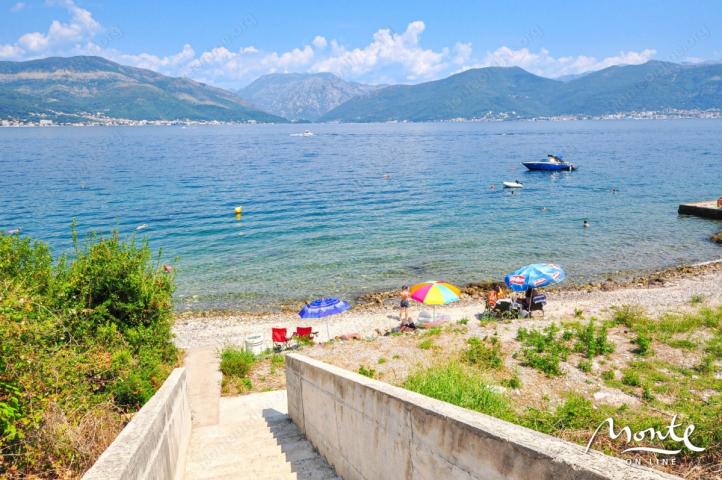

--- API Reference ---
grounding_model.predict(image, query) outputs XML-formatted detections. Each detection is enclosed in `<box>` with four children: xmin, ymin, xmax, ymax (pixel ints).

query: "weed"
<box><xmin>220</xmin><ymin>348</ymin><xmax>255</xmax><ymax>378</ymax></box>
<box><xmin>377</xmin><ymin>357</ymin><xmax>387</xmax><ymax>365</ymax></box>
<box><xmin>621</xmin><ymin>370</ymin><xmax>642</xmax><ymax>387</ymax></box>
<box><xmin>634</xmin><ymin>332</ymin><xmax>652</xmax><ymax>356</ymax></box>
<box><xmin>457</xmin><ymin>317</ymin><xmax>469</xmax><ymax>325</ymax></box>
<box><xmin>574</xmin><ymin>319</ymin><xmax>615</xmax><ymax>358</ymax></box>
<box><xmin>689</xmin><ymin>294</ymin><xmax>705</xmax><ymax>305</ymax></box>
<box><xmin>502</xmin><ymin>372</ymin><xmax>522</xmax><ymax>389</ymax></box>
<box><xmin>418</xmin><ymin>338</ymin><xmax>435</xmax><ymax>350</ymax></box>
<box><xmin>574</xmin><ymin>307</ymin><xmax>584</xmax><ymax>318</ymax></box>
<box><xmin>404</xmin><ymin>363</ymin><xmax>514</xmax><ymax>421</ymax></box>
<box><xmin>578</xmin><ymin>359</ymin><xmax>593</xmax><ymax>373</ymax></box>
<box><xmin>601</xmin><ymin>369</ymin><xmax>616</xmax><ymax>382</ymax></box>
<box><xmin>516</xmin><ymin>323</ymin><xmax>569</xmax><ymax>376</ymax></box>
<box><xmin>464</xmin><ymin>337</ymin><xmax>503</xmax><ymax>369</ymax></box>
<box><xmin>392</xmin><ymin>354</ymin><xmax>401</xmax><ymax>360</ymax></box>
<box><xmin>358</xmin><ymin>365</ymin><xmax>377</xmax><ymax>378</ymax></box>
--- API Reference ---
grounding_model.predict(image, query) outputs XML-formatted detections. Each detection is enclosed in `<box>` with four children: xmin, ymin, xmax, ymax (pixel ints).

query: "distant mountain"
<box><xmin>322</xmin><ymin>61</ymin><xmax>722</xmax><ymax>122</ymax></box>
<box><xmin>550</xmin><ymin>61</ymin><xmax>722</xmax><ymax>116</ymax></box>
<box><xmin>0</xmin><ymin>56</ymin><xmax>285</xmax><ymax>123</ymax></box>
<box><xmin>238</xmin><ymin>72</ymin><xmax>380</xmax><ymax>121</ymax></box>
<box><xmin>322</xmin><ymin>67</ymin><xmax>559</xmax><ymax>122</ymax></box>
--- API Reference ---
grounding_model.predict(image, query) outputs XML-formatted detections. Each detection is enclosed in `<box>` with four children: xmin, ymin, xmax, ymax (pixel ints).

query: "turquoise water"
<box><xmin>1</xmin><ymin>120</ymin><xmax>720</xmax><ymax>310</ymax></box>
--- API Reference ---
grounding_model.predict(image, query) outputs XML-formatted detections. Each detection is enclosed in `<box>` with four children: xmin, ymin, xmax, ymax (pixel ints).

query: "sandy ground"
<box><xmin>173</xmin><ymin>261</ymin><xmax>722</xmax><ymax>350</ymax></box>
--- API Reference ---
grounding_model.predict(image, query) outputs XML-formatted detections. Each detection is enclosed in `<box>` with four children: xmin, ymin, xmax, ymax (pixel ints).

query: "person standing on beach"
<box><xmin>399</xmin><ymin>285</ymin><xmax>411</xmax><ymax>326</ymax></box>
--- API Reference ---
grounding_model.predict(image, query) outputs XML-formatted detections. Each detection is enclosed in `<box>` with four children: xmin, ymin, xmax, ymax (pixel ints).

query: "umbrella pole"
<box><xmin>326</xmin><ymin>319</ymin><xmax>331</xmax><ymax>341</ymax></box>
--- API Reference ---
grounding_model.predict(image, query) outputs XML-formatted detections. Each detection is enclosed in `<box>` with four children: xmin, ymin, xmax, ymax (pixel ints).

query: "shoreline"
<box><xmin>173</xmin><ymin>258</ymin><xmax>722</xmax><ymax>349</ymax></box>
<box><xmin>175</xmin><ymin>257</ymin><xmax>722</xmax><ymax>319</ymax></box>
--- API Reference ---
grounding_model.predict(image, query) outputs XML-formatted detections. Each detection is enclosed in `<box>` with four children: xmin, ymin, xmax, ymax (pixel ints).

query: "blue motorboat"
<box><xmin>522</xmin><ymin>154</ymin><xmax>577</xmax><ymax>171</ymax></box>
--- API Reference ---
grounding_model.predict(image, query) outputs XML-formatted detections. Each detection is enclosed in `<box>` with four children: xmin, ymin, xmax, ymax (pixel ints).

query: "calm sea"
<box><xmin>1</xmin><ymin>120</ymin><xmax>720</xmax><ymax>310</ymax></box>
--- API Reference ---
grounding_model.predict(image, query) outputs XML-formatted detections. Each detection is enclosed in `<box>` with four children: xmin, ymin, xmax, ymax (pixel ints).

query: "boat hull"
<box><xmin>522</xmin><ymin>161</ymin><xmax>577</xmax><ymax>171</ymax></box>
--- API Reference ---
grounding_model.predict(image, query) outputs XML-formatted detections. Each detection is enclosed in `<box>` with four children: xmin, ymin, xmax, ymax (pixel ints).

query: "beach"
<box><xmin>173</xmin><ymin>260</ymin><xmax>722</xmax><ymax>349</ymax></box>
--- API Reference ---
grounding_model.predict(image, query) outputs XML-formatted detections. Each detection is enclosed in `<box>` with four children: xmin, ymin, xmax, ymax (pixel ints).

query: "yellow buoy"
<box><xmin>234</xmin><ymin>206</ymin><xmax>243</xmax><ymax>215</ymax></box>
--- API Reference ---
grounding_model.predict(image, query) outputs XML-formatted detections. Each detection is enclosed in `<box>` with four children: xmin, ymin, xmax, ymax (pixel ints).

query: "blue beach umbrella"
<box><xmin>299</xmin><ymin>297</ymin><xmax>351</xmax><ymax>339</ymax></box>
<box><xmin>504</xmin><ymin>263</ymin><xmax>566</xmax><ymax>292</ymax></box>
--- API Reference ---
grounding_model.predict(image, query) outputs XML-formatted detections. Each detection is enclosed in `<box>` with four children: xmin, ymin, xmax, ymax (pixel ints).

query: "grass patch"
<box><xmin>417</xmin><ymin>338</ymin><xmax>435</xmax><ymax>350</ymax></box>
<box><xmin>457</xmin><ymin>317</ymin><xmax>469</xmax><ymax>325</ymax></box>
<box><xmin>377</xmin><ymin>357</ymin><xmax>387</xmax><ymax>364</ymax></box>
<box><xmin>464</xmin><ymin>336</ymin><xmax>503</xmax><ymax>369</ymax></box>
<box><xmin>515</xmin><ymin>323</ymin><xmax>570</xmax><ymax>376</ymax></box>
<box><xmin>358</xmin><ymin>365</ymin><xmax>377</xmax><ymax>378</ymax></box>
<box><xmin>404</xmin><ymin>363</ymin><xmax>514</xmax><ymax>421</ymax></box>
<box><xmin>578</xmin><ymin>359</ymin><xmax>593</xmax><ymax>373</ymax></box>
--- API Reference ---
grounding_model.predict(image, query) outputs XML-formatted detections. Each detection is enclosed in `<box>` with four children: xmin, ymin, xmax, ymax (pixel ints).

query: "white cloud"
<box><xmin>10</xmin><ymin>2</ymin><xmax>26</xmax><ymax>12</ymax></box>
<box><xmin>0</xmin><ymin>3</ymin><xmax>662</xmax><ymax>87</ymax></box>
<box><xmin>464</xmin><ymin>46</ymin><xmax>657</xmax><ymax>78</ymax></box>
<box><xmin>0</xmin><ymin>0</ymin><xmax>101</xmax><ymax>58</ymax></box>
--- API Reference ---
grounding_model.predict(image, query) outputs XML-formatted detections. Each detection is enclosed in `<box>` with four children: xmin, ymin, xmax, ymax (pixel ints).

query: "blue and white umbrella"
<box><xmin>299</xmin><ymin>297</ymin><xmax>351</xmax><ymax>339</ymax></box>
<box><xmin>504</xmin><ymin>263</ymin><xmax>566</xmax><ymax>292</ymax></box>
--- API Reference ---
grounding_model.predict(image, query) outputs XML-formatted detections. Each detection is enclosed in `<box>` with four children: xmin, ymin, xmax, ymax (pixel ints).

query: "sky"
<box><xmin>1</xmin><ymin>0</ymin><xmax>721</xmax><ymax>89</ymax></box>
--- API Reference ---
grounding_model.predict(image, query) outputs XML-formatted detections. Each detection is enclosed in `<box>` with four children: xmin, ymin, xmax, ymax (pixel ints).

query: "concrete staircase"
<box><xmin>184</xmin><ymin>390</ymin><xmax>340</xmax><ymax>480</ymax></box>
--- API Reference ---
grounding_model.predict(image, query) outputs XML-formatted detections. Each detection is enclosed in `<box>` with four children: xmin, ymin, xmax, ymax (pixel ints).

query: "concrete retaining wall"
<box><xmin>285</xmin><ymin>354</ymin><xmax>678</xmax><ymax>480</ymax></box>
<box><xmin>83</xmin><ymin>368</ymin><xmax>191</xmax><ymax>480</ymax></box>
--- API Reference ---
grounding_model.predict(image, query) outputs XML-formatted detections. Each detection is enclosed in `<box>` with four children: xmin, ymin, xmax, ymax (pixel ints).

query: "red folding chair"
<box><xmin>272</xmin><ymin>327</ymin><xmax>291</xmax><ymax>351</ymax></box>
<box><xmin>294</xmin><ymin>326</ymin><xmax>318</xmax><ymax>342</ymax></box>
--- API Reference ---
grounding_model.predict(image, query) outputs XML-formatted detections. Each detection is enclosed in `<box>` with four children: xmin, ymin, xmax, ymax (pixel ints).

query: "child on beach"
<box><xmin>399</xmin><ymin>285</ymin><xmax>411</xmax><ymax>326</ymax></box>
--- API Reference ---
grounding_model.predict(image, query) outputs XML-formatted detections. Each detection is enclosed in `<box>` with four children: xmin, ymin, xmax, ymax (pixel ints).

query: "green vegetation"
<box><xmin>690</xmin><ymin>294</ymin><xmax>706</xmax><ymax>305</ymax></box>
<box><xmin>573</xmin><ymin>319</ymin><xmax>615</xmax><ymax>358</ymax></box>
<box><xmin>0</xmin><ymin>229</ymin><xmax>177</xmax><ymax>477</ymax></box>
<box><xmin>515</xmin><ymin>323</ymin><xmax>570</xmax><ymax>376</ymax></box>
<box><xmin>220</xmin><ymin>348</ymin><xmax>255</xmax><ymax>378</ymax></box>
<box><xmin>417</xmin><ymin>338</ymin><xmax>435</xmax><ymax>350</ymax></box>
<box><xmin>456</xmin><ymin>317</ymin><xmax>469</xmax><ymax>325</ymax></box>
<box><xmin>357</xmin><ymin>365</ymin><xmax>377</xmax><ymax>378</ymax></box>
<box><xmin>633</xmin><ymin>332</ymin><xmax>652</xmax><ymax>356</ymax></box>
<box><xmin>404</xmin><ymin>363</ymin><xmax>513</xmax><ymax>421</ymax></box>
<box><xmin>577</xmin><ymin>359</ymin><xmax>593</xmax><ymax>373</ymax></box>
<box><xmin>377</xmin><ymin>357</ymin><xmax>387</xmax><ymax>365</ymax></box>
<box><xmin>464</xmin><ymin>337</ymin><xmax>503</xmax><ymax>369</ymax></box>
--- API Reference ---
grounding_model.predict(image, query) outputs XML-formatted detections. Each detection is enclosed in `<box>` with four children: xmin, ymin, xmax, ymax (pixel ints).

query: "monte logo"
<box><xmin>585</xmin><ymin>416</ymin><xmax>705</xmax><ymax>455</ymax></box>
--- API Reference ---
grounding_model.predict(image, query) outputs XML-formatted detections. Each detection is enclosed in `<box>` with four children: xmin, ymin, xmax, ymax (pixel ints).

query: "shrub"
<box><xmin>634</xmin><ymin>332</ymin><xmax>652</xmax><ymax>356</ymax></box>
<box><xmin>601</xmin><ymin>369</ymin><xmax>616</xmax><ymax>382</ymax></box>
<box><xmin>457</xmin><ymin>317</ymin><xmax>469</xmax><ymax>325</ymax></box>
<box><xmin>0</xmin><ymin>230</ymin><xmax>177</xmax><ymax>477</ymax></box>
<box><xmin>464</xmin><ymin>337</ymin><xmax>503</xmax><ymax>369</ymax></box>
<box><xmin>220</xmin><ymin>347</ymin><xmax>255</xmax><ymax>378</ymax></box>
<box><xmin>516</xmin><ymin>324</ymin><xmax>569</xmax><ymax>376</ymax></box>
<box><xmin>574</xmin><ymin>319</ymin><xmax>614</xmax><ymax>358</ymax></box>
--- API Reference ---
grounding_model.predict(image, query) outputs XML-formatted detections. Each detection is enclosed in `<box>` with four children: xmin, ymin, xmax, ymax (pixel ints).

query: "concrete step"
<box><xmin>184</xmin><ymin>392</ymin><xmax>338</xmax><ymax>480</ymax></box>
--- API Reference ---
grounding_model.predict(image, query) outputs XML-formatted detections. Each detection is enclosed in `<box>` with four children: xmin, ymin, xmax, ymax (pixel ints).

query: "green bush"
<box><xmin>220</xmin><ymin>348</ymin><xmax>255</xmax><ymax>378</ymax></box>
<box><xmin>464</xmin><ymin>337</ymin><xmax>503</xmax><ymax>369</ymax></box>
<box><xmin>578</xmin><ymin>359</ymin><xmax>593</xmax><ymax>373</ymax></box>
<box><xmin>516</xmin><ymin>324</ymin><xmax>569</xmax><ymax>376</ymax></box>
<box><xmin>574</xmin><ymin>319</ymin><xmax>615</xmax><ymax>358</ymax></box>
<box><xmin>634</xmin><ymin>332</ymin><xmax>652</xmax><ymax>355</ymax></box>
<box><xmin>0</xmin><ymin>229</ymin><xmax>177</xmax><ymax>476</ymax></box>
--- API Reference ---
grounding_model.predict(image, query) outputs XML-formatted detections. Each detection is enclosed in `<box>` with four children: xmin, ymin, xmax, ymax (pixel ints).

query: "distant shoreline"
<box><xmin>2</xmin><ymin>110</ymin><xmax>721</xmax><ymax>127</ymax></box>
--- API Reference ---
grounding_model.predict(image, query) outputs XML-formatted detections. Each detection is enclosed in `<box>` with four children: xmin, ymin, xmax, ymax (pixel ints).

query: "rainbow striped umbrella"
<box><xmin>410</xmin><ymin>281</ymin><xmax>460</xmax><ymax>321</ymax></box>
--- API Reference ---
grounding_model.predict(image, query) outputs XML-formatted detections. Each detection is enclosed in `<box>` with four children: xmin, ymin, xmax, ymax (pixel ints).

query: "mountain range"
<box><xmin>322</xmin><ymin>61</ymin><xmax>722</xmax><ymax>122</ymax></box>
<box><xmin>0</xmin><ymin>56</ymin><xmax>284</xmax><ymax>123</ymax></box>
<box><xmin>237</xmin><ymin>72</ymin><xmax>379</xmax><ymax>121</ymax></box>
<box><xmin>1</xmin><ymin>56</ymin><xmax>721</xmax><ymax>124</ymax></box>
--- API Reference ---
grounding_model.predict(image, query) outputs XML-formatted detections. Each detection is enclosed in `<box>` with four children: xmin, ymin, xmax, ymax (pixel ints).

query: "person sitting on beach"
<box><xmin>486</xmin><ymin>285</ymin><xmax>501</xmax><ymax>309</ymax></box>
<box><xmin>517</xmin><ymin>288</ymin><xmax>534</xmax><ymax>311</ymax></box>
<box><xmin>399</xmin><ymin>284</ymin><xmax>411</xmax><ymax>326</ymax></box>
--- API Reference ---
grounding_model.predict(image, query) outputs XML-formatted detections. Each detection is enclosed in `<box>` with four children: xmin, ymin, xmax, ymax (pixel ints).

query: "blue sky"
<box><xmin>1</xmin><ymin>1</ymin><xmax>721</xmax><ymax>88</ymax></box>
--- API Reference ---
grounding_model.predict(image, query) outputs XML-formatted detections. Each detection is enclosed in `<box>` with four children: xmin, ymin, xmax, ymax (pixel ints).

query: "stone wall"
<box><xmin>82</xmin><ymin>368</ymin><xmax>191</xmax><ymax>480</ymax></box>
<box><xmin>285</xmin><ymin>354</ymin><xmax>678</xmax><ymax>480</ymax></box>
